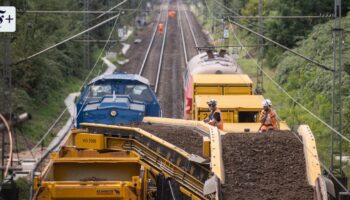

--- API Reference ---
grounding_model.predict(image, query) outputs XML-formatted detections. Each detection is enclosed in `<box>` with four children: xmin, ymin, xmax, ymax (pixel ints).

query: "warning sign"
<box><xmin>223</xmin><ymin>29</ymin><xmax>229</xmax><ymax>39</ymax></box>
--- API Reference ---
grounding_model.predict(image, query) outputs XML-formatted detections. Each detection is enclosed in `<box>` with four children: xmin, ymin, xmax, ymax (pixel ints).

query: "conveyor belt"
<box><xmin>125</xmin><ymin>122</ymin><xmax>207</xmax><ymax>156</ymax></box>
<box><xmin>81</xmin><ymin>123</ymin><xmax>212</xmax><ymax>199</ymax></box>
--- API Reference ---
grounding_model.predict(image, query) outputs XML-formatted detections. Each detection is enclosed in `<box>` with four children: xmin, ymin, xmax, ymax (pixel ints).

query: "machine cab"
<box><xmin>76</xmin><ymin>73</ymin><xmax>161</xmax><ymax>127</ymax></box>
<box><xmin>183</xmin><ymin>50</ymin><xmax>243</xmax><ymax>119</ymax></box>
<box><xmin>194</xmin><ymin>95</ymin><xmax>263</xmax><ymax>123</ymax></box>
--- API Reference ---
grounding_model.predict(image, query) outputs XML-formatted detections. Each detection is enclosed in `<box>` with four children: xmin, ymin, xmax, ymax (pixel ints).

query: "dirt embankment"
<box><xmin>221</xmin><ymin>131</ymin><xmax>314</xmax><ymax>200</ymax></box>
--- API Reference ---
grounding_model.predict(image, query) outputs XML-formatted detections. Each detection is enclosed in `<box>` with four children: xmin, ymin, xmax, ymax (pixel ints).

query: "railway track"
<box><xmin>177</xmin><ymin>0</ymin><xmax>200</xmax><ymax>63</ymax></box>
<box><xmin>138</xmin><ymin>2</ymin><xmax>169</xmax><ymax>94</ymax></box>
<box><xmin>120</xmin><ymin>0</ymin><xmax>210</xmax><ymax>118</ymax></box>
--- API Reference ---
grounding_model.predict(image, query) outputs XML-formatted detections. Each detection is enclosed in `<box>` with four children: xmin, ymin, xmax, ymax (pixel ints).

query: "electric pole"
<box><xmin>1</xmin><ymin>0</ymin><xmax>12</xmax><ymax>183</ymax></box>
<box><xmin>83</xmin><ymin>0</ymin><xmax>90</xmax><ymax>68</ymax></box>
<box><xmin>255</xmin><ymin>0</ymin><xmax>264</xmax><ymax>94</ymax></box>
<box><xmin>330</xmin><ymin>1</ymin><xmax>347</xmax><ymax>196</ymax></box>
<box><xmin>223</xmin><ymin>0</ymin><xmax>229</xmax><ymax>47</ymax></box>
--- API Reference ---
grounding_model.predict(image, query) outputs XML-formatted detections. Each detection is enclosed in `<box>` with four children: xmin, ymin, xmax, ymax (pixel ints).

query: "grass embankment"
<box><xmin>21</xmin><ymin>76</ymin><xmax>81</xmax><ymax>147</ymax></box>
<box><xmin>20</xmin><ymin>50</ymin><xmax>108</xmax><ymax>149</ymax></box>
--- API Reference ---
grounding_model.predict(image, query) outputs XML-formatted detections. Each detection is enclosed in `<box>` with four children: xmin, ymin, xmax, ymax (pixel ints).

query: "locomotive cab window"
<box><xmin>80</xmin><ymin>82</ymin><xmax>112</xmax><ymax>103</ymax></box>
<box><xmin>89</xmin><ymin>84</ymin><xmax>112</xmax><ymax>98</ymax></box>
<box><xmin>125</xmin><ymin>85</ymin><xmax>153</xmax><ymax>102</ymax></box>
<box><xmin>238</xmin><ymin>111</ymin><xmax>258</xmax><ymax>122</ymax></box>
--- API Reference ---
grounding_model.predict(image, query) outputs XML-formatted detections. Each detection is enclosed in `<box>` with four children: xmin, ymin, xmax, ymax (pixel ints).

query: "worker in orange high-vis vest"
<box><xmin>158</xmin><ymin>23</ymin><xmax>164</xmax><ymax>33</ymax></box>
<box><xmin>204</xmin><ymin>99</ymin><xmax>223</xmax><ymax>130</ymax></box>
<box><xmin>259</xmin><ymin>99</ymin><xmax>280</xmax><ymax>133</ymax></box>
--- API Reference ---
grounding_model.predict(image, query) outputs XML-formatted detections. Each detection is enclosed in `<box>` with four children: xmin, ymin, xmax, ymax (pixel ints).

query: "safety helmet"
<box><xmin>262</xmin><ymin>99</ymin><xmax>272</xmax><ymax>107</ymax></box>
<box><xmin>207</xmin><ymin>99</ymin><xmax>217</xmax><ymax>106</ymax></box>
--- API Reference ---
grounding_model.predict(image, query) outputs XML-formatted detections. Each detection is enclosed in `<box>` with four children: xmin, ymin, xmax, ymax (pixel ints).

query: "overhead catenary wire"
<box><xmin>95</xmin><ymin>0</ymin><xmax>127</xmax><ymax>19</ymax></box>
<box><xmin>228</xmin><ymin>21</ymin><xmax>350</xmax><ymax>144</ymax></box>
<box><xmin>75</xmin><ymin>13</ymin><xmax>121</xmax><ymax>120</ymax></box>
<box><xmin>30</xmin><ymin>108</ymin><xmax>67</xmax><ymax>151</ymax></box>
<box><xmin>205</xmin><ymin>0</ymin><xmax>264</xmax><ymax>31</ymax></box>
<box><xmin>202</xmin><ymin>0</ymin><xmax>259</xmax><ymax>46</ymax></box>
<box><xmin>202</xmin><ymin>0</ymin><xmax>226</xmax><ymax>46</ymax></box>
<box><xmin>212</xmin><ymin>0</ymin><xmax>240</xmax><ymax>16</ymax></box>
<box><xmin>203</xmin><ymin>0</ymin><xmax>224</xmax><ymax>24</ymax></box>
<box><xmin>212</xmin><ymin>0</ymin><xmax>332</xmax><ymax>19</ymax></box>
<box><xmin>14</xmin><ymin>13</ymin><xmax>121</xmax><ymax>66</ymax></box>
<box><xmin>229</xmin><ymin>20</ymin><xmax>333</xmax><ymax>72</ymax></box>
<box><xmin>209</xmin><ymin>0</ymin><xmax>333</xmax><ymax>72</ymax></box>
<box><xmin>19</xmin><ymin>9</ymin><xmax>146</xmax><ymax>14</ymax></box>
<box><xmin>83</xmin><ymin>0</ymin><xmax>144</xmax><ymax>26</ymax></box>
<box><xmin>18</xmin><ymin>128</ymin><xmax>36</xmax><ymax>159</ymax></box>
<box><xmin>228</xmin><ymin>15</ymin><xmax>333</xmax><ymax>19</ymax></box>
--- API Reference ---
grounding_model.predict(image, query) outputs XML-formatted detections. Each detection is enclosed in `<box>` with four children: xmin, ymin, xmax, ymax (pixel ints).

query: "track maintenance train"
<box><xmin>31</xmin><ymin>51</ymin><xmax>335</xmax><ymax>200</ymax></box>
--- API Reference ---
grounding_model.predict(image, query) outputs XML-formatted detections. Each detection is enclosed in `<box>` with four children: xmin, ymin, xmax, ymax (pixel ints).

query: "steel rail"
<box><xmin>138</xmin><ymin>13</ymin><xmax>162</xmax><ymax>75</ymax></box>
<box><xmin>177</xmin><ymin>1</ymin><xmax>188</xmax><ymax>63</ymax></box>
<box><xmin>154</xmin><ymin>3</ymin><xmax>169</xmax><ymax>94</ymax></box>
<box><xmin>182</xmin><ymin>2</ymin><xmax>200</xmax><ymax>54</ymax></box>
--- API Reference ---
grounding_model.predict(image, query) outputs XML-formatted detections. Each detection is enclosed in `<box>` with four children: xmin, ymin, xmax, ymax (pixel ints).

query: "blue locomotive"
<box><xmin>76</xmin><ymin>73</ymin><xmax>161</xmax><ymax>127</ymax></box>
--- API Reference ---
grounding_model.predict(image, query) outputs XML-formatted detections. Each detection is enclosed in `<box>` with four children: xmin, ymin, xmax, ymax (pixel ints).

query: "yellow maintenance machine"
<box><xmin>194</xmin><ymin>95</ymin><xmax>264</xmax><ymax>123</ymax></box>
<box><xmin>32</xmin><ymin>70</ymin><xmax>329</xmax><ymax>199</ymax></box>
<box><xmin>189</xmin><ymin>74</ymin><xmax>289</xmax><ymax>132</ymax></box>
<box><xmin>33</xmin><ymin>122</ymin><xmax>220</xmax><ymax>200</ymax></box>
<box><xmin>32</xmin><ymin>118</ymin><xmax>328</xmax><ymax>200</ymax></box>
<box><xmin>184</xmin><ymin>74</ymin><xmax>253</xmax><ymax>119</ymax></box>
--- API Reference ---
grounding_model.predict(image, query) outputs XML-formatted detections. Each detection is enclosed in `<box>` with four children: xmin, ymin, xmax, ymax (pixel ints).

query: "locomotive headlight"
<box><xmin>110</xmin><ymin>110</ymin><xmax>118</xmax><ymax>117</ymax></box>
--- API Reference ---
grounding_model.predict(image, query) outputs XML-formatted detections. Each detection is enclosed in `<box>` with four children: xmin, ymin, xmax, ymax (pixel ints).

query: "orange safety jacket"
<box><xmin>209</xmin><ymin>108</ymin><xmax>224</xmax><ymax>130</ymax></box>
<box><xmin>259</xmin><ymin>109</ymin><xmax>279</xmax><ymax>131</ymax></box>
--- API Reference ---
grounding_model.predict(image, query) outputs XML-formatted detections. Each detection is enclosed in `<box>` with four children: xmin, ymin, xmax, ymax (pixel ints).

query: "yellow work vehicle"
<box><xmin>32</xmin><ymin>123</ymin><xmax>219</xmax><ymax>200</ymax></box>
<box><xmin>32</xmin><ymin>119</ymin><xmax>329</xmax><ymax>200</ymax></box>
<box><xmin>184</xmin><ymin>74</ymin><xmax>253</xmax><ymax>119</ymax></box>
<box><xmin>194</xmin><ymin>95</ymin><xmax>263</xmax><ymax>123</ymax></box>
